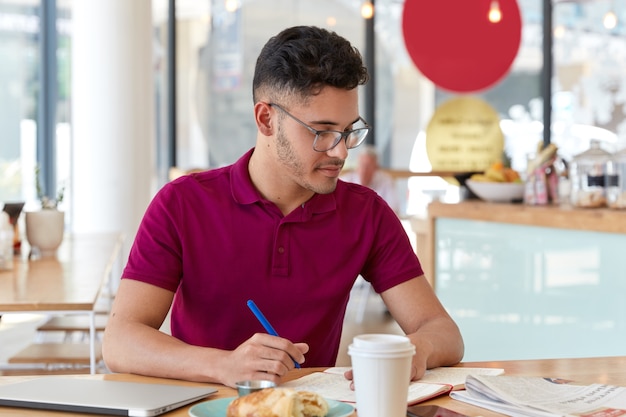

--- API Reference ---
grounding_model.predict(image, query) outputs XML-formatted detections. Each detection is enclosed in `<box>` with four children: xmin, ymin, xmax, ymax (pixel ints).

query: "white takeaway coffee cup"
<box><xmin>348</xmin><ymin>334</ymin><xmax>415</xmax><ymax>417</ymax></box>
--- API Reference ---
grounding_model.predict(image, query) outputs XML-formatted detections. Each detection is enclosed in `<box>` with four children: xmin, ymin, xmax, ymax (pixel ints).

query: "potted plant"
<box><xmin>24</xmin><ymin>166</ymin><xmax>66</xmax><ymax>257</ymax></box>
<box><xmin>35</xmin><ymin>165</ymin><xmax>65</xmax><ymax>209</ymax></box>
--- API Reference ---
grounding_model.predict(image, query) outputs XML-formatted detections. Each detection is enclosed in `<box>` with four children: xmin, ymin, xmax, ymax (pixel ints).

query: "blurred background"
<box><xmin>1</xmin><ymin>0</ymin><xmax>625</xmax><ymax>240</ymax></box>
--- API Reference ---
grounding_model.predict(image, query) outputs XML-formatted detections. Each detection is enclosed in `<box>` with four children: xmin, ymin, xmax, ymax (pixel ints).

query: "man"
<box><xmin>342</xmin><ymin>145</ymin><xmax>399</xmax><ymax>213</ymax></box>
<box><xmin>103</xmin><ymin>25</ymin><xmax>463</xmax><ymax>388</ymax></box>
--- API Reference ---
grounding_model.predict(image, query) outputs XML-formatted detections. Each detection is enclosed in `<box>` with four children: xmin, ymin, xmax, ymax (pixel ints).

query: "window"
<box><xmin>0</xmin><ymin>0</ymin><xmax>71</xmax><ymax>215</ymax></box>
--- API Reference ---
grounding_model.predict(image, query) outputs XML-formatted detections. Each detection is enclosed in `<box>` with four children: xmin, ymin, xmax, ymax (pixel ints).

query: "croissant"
<box><xmin>226</xmin><ymin>388</ymin><xmax>329</xmax><ymax>417</ymax></box>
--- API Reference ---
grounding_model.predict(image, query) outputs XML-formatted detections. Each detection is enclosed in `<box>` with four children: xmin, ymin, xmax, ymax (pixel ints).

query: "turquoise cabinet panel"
<box><xmin>435</xmin><ymin>218</ymin><xmax>626</xmax><ymax>361</ymax></box>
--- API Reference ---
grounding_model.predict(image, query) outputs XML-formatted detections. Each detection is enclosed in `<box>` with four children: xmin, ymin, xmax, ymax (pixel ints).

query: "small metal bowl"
<box><xmin>235</xmin><ymin>380</ymin><xmax>276</xmax><ymax>396</ymax></box>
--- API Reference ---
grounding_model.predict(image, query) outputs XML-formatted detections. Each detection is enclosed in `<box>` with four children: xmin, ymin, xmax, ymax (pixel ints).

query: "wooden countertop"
<box><xmin>428</xmin><ymin>200</ymin><xmax>626</xmax><ymax>234</ymax></box>
<box><xmin>2</xmin><ymin>357</ymin><xmax>626</xmax><ymax>416</ymax></box>
<box><xmin>0</xmin><ymin>233</ymin><xmax>124</xmax><ymax>312</ymax></box>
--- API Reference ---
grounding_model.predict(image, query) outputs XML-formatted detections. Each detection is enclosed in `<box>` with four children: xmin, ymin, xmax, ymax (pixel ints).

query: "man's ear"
<box><xmin>254</xmin><ymin>102</ymin><xmax>273</xmax><ymax>136</ymax></box>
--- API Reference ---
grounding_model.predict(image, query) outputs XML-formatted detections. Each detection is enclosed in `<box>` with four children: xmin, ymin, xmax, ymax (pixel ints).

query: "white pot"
<box><xmin>25</xmin><ymin>210</ymin><xmax>65</xmax><ymax>256</ymax></box>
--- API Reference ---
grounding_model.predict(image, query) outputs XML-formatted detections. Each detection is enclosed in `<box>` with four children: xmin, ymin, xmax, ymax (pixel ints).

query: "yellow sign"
<box><xmin>425</xmin><ymin>96</ymin><xmax>503</xmax><ymax>172</ymax></box>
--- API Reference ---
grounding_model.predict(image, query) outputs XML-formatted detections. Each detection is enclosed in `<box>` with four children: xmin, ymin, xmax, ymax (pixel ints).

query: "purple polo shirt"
<box><xmin>123</xmin><ymin>148</ymin><xmax>423</xmax><ymax>366</ymax></box>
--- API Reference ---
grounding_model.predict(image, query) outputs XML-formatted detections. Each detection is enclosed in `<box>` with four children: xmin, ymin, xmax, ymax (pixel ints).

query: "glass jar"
<box><xmin>569</xmin><ymin>139</ymin><xmax>611</xmax><ymax>208</ymax></box>
<box><xmin>606</xmin><ymin>146</ymin><xmax>626</xmax><ymax>209</ymax></box>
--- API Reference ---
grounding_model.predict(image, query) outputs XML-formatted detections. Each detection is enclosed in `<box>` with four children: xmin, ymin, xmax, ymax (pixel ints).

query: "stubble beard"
<box><xmin>275</xmin><ymin>125</ymin><xmax>338</xmax><ymax>195</ymax></box>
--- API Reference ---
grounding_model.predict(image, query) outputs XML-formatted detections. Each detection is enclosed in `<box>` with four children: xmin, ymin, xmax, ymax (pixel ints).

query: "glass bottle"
<box><xmin>569</xmin><ymin>139</ymin><xmax>611</xmax><ymax>208</ymax></box>
<box><xmin>0</xmin><ymin>211</ymin><xmax>13</xmax><ymax>270</ymax></box>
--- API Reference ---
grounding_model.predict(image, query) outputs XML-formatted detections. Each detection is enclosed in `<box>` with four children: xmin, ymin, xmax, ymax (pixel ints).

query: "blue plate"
<box><xmin>188</xmin><ymin>396</ymin><xmax>355</xmax><ymax>417</ymax></box>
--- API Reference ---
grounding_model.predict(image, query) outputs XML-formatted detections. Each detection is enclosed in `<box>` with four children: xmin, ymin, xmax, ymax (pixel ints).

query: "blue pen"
<box><xmin>246</xmin><ymin>299</ymin><xmax>301</xmax><ymax>369</ymax></box>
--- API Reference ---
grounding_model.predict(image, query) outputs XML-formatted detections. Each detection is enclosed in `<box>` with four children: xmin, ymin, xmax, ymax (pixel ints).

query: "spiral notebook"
<box><xmin>0</xmin><ymin>377</ymin><xmax>217</xmax><ymax>416</ymax></box>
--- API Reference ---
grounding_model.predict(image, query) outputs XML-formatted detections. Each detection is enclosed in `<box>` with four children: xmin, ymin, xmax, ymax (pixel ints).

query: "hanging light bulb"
<box><xmin>488</xmin><ymin>0</ymin><xmax>502</xmax><ymax>23</ymax></box>
<box><xmin>224</xmin><ymin>0</ymin><xmax>239</xmax><ymax>13</ymax></box>
<box><xmin>603</xmin><ymin>10</ymin><xmax>618</xmax><ymax>29</ymax></box>
<box><xmin>361</xmin><ymin>1</ymin><xmax>374</xmax><ymax>19</ymax></box>
<box><xmin>553</xmin><ymin>25</ymin><xmax>566</xmax><ymax>39</ymax></box>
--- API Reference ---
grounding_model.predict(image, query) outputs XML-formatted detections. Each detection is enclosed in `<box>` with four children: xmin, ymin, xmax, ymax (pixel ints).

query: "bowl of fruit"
<box><xmin>466</xmin><ymin>162</ymin><xmax>525</xmax><ymax>203</ymax></box>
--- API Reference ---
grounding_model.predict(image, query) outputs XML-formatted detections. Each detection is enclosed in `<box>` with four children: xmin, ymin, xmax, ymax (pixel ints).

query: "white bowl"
<box><xmin>466</xmin><ymin>179</ymin><xmax>525</xmax><ymax>203</ymax></box>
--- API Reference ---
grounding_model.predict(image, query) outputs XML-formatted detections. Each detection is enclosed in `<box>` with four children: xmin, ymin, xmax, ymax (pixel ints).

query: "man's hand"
<box><xmin>220</xmin><ymin>333</ymin><xmax>308</xmax><ymax>387</ymax></box>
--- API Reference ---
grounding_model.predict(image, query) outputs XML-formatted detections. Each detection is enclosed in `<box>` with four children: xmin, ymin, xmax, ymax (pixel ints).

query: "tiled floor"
<box><xmin>0</xmin><ymin>280</ymin><xmax>402</xmax><ymax>373</ymax></box>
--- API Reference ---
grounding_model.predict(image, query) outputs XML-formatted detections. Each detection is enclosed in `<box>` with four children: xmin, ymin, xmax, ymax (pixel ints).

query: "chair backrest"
<box><xmin>168</xmin><ymin>167</ymin><xmax>206</xmax><ymax>181</ymax></box>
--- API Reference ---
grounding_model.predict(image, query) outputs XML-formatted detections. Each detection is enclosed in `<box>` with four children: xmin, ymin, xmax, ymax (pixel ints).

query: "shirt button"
<box><xmin>278</xmin><ymin>247</ymin><xmax>285</xmax><ymax>254</ymax></box>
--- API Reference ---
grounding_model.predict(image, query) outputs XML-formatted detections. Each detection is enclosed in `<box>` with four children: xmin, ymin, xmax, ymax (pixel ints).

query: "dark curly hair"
<box><xmin>252</xmin><ymin>26</ymin><xmax>369</xmax><ymax>104</ymax></box>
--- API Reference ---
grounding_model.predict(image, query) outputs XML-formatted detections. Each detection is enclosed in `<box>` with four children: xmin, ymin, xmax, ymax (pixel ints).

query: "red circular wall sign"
<box><xmin>402</xmin><ymin>0</ymin><xmax>522</xmax><ymax>93</ymax></box>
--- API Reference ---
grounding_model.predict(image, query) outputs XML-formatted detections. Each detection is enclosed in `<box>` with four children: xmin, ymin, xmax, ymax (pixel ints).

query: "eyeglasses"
<box><xmin>269</xmin><ymin>103</ymin><xmax>371</xmax><ymax>152</ymax></box>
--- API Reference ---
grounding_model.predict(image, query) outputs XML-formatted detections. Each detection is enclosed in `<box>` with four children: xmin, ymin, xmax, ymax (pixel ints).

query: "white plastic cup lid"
<box><xmin>348</xmin><ymin>334</ymin><xmax>415</xmax><ymax>357</ymax></box>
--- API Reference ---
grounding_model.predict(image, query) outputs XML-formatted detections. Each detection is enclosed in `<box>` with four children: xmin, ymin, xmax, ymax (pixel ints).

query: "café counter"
<box><xmin>427</xmin><ymin>200</ymin><xmax>626</xmax><ymax>235</ymax></box>
<box><xmin>423</xmin><ymin>200</ymin><xmax>626</xmax><ymax>362</ymax></box>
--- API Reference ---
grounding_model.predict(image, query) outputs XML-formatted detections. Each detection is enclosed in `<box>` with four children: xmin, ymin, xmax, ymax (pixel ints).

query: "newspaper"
<box><xmin>451</xmin><ymin>375</ymin><xmax>626</xmax><ymax>417</ymax></box>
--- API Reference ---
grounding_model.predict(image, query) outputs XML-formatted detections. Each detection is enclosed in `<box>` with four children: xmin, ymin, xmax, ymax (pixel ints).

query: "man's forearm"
<box><xmin>408</xmin><ymin>317</ymin><xmax>464</xmax><ymax>370</ymax></box>
<box><xmin>103</xmin><ymin>321</ymin><xmax>225</xmax><ymax>383</ymax></box>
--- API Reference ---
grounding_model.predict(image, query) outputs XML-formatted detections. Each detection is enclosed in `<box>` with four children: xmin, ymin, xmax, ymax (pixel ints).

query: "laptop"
<box><xmin>0</xmin><ymin>377</ymin><xmax>217</xmax><ymax>416</ymax></box>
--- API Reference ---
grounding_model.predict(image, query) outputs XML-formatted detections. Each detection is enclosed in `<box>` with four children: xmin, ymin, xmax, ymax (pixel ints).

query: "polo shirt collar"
<box><xmin>230</xmin><ymin>148</ymin><xmax>337</xmax><ymax>216</ymax></box>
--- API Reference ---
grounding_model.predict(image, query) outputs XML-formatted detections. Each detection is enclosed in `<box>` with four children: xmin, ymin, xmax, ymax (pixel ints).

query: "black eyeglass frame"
<box><xmin>269</xmin><ymin>103</ymin><xmax>371</xmax><ymax>152</ymax></box>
